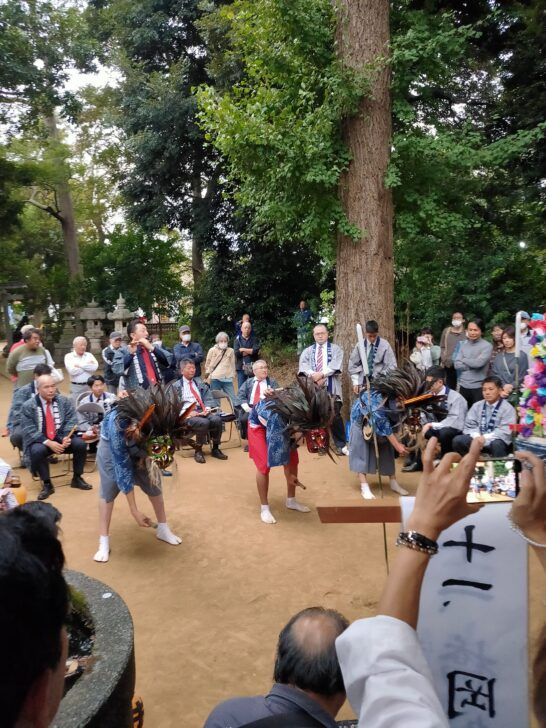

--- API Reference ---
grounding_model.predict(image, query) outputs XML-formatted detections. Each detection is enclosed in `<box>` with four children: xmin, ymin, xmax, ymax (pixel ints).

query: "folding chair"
<box><xmin>211</xmin><ymin>389</ymin><xmax>241</xmax><ymax>450</ymax></box>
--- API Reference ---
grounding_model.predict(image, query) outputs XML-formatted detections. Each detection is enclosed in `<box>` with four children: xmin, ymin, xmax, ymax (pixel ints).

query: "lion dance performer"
<box><xmin>93</xmin><ymin>384</ymin><xmax>186</xmax><ymax>562</ymax></box>
<box><xmin>248</xmin><ymin>375</ymin><xmax>334</xmax><ymax>524</ymax></box>
<box><xmin>349</xmin><ymin>363</ymin><xmax>447</xmax><ymax>499</ymax></box>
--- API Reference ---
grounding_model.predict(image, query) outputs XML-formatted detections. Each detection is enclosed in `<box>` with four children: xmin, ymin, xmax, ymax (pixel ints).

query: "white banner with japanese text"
<box><xmin>401</xmin><ymin>499</ymin><xmax>528</xmax><ymax>727</ymax></box>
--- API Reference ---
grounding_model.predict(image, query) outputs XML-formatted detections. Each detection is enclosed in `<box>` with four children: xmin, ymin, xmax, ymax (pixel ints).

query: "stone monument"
<box><xmin>79</xmin><ymin>300</ymin><xmax>106</xmax><ymax>355</ymax></box>
<box><xmin>107</xmin><ymin>294</ymin><xmax>134</xmax><ymax>335</ymax></box>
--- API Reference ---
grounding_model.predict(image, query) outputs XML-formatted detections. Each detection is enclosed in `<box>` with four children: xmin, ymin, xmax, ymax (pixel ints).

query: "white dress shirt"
<box><xmin>336</xmin><ymin>615</ymin><xmax>448</xmax><ymax>727</ymax></box>
<box><xmin>64</xmin><ymin>351</ymin><xmax>99</xmax><ymax>383</ymax></box>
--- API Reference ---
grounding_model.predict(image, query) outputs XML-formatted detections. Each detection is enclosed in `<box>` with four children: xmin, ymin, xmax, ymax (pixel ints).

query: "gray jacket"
<box><xmin>453</xmin><ymin>338</ymin><xmax>493</xmax><ymax>389</ymax></box>
<box><xmin>429</xmin><ymin>387</ymin><xmax>468</xmax><ymax>432</ymax></box>
<box><xmin>7</xmin><ymin>381</ymin><xmax>36</xmax><ymax>431</ymax></box>
<box><xmin>463</xmin><ymin>398</ymin><xmax>516</xmax><ymax>446</ymax></box>
<box><xmin>348</xmin><ymin>339</ymin><xmax>397</xmax><ymax>384</ymax></box>
<box><xmin>298</xmin><ymin>342</ymin><xmax>344</xmax><ymax>398</ymax></box>
<box><xmin>491</xmin><ymin>351</ymin><xmax>528</xmax><ymax>389</ymax></box>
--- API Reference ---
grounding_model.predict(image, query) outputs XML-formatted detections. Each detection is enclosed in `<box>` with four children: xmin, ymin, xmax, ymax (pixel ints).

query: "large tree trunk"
<box><xmin>44</xmin><ymin>114</ymin><xmax>81</xmax><ymax>279</ymax></box>
<box><xmin>334</xmin><ymin>0</ymin><xmax>394</xmax><ymax>380</ymax></box>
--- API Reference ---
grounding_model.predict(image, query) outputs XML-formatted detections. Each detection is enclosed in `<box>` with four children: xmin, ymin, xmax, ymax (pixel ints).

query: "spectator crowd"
<box><xmin>0</xmin><ymin>303</ymin><xmax>544</xmax><ymax>728</ymax></box>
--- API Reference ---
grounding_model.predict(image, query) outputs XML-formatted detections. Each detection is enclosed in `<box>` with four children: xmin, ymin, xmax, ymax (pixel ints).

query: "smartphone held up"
<box><xmin>452</xmin><ymin>456</ymin><xmax>521</xmax><ymax>503</ymax></box>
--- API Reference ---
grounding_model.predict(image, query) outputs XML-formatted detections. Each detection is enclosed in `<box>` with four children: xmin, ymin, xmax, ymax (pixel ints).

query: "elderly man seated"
<box><xmin>6</xmin><ymin>363</ymin><xmax>53</xmax><ymax>455</ymax></box>
<box><xmin>235</xmin><ymin>359</ymin><xmax>278</xmax><ymax>451</ymax></box>
<box><xmin>175</xmin><ymin>360</ymin><xmax>228</xmax><ymax>464</ymax></box>
<box><xmin>20</xmin><ymin>374</ymin><xmax>92</xmax><ymax>500</ymax></box>
<box><xmin>204</xmin><ymin>606</ymin><xmax>349</xmax><ymax>727</ymax></box>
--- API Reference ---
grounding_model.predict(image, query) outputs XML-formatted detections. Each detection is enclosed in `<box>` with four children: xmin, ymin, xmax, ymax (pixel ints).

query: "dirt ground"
<box><xmin>1</xmin><ymin>370</ymin><xmax>545</xmax><ymax>727</ymax></box>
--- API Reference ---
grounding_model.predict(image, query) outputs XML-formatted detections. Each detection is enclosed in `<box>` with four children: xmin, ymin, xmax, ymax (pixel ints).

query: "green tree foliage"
<box><xmin>390</xmin><ymin>0</ymin><xmax>546</xmax><ymax>332</ymax></box>
<box><xmin>0</xmin><ymin>0</ymin><xmax>98</xmax><ymax>121</ymax></box>
<box><xmin>197</xmin><ymin>0</ymin><xmax>369</xmax><ymax>254</ymax></box>
<box><xmin>89</xmin><ymin>0</ymin><xmax>235</xmax><ymax>285</ymax></box>
<box><xmin>81</xmin><ymin>226</ymin><xmax>191</xmax><ymax>318</ymax></box>
<box><xmin>198</xmin><ymin>0</ymin><xmax>545</xmax><ymax>338</ymax></box>
<box><xmin>194</xmin><ymin>235</ymin><xmax>327</xmax><ymax>345</ymax></box>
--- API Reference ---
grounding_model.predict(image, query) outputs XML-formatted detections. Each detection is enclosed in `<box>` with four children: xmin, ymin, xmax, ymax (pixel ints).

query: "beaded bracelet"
<box><xmin>396</xmin><ymin>530</ymin><xmax>439</xmax><ymax>556</ymax></box>
<box><xmin>507</xmin><ymin>513</ymin><xmax>546</xmax><ymax>548</ymax></box>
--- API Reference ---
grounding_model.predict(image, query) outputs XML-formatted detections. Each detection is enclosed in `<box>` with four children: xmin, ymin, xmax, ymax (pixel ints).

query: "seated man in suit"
<box><xmin>175</xmin><ymin>359</ymin><xmax>228</xmax><ymax>464</ymax></box>
<box><xmin>235</xmin><ymin>359</ymin><xmax>278</xmax><ymax>451</ymax></box>
<box><xmin>452</xmin><ymin>376</ymin><xmax>516</xmax><ymax>457</ymax></box>
<box><xmin>20</xmin><ymin>374</ymin><xmax>92</xmax><ymax>500</ymax></box>
<box><xmin>6</xmin><ymin>363</ymin><xmax>53</xmax><ymax>455</ymax></box>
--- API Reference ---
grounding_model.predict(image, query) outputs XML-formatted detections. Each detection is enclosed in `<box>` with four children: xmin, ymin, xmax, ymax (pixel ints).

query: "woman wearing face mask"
<box><xmin>453</xmin><ymin>317</ymin><xmax>493</xmax><ymax>406</ymax></box>
<box><xmin>518</xmin><ymin>311</ymin><xmax>534</xmax><ymax>357</ymax></box>
<box><xmin>491</xmin><ymin>325</ymin><xmax>528</xmax><ymax>402</ymax></box>
<box><xmin>204</xmin><ymin>332</ymin><xmax>237</xmax><ymax>403</ymax></box>
<box><xmin>440</xmin><ymin>312</ymin><xmax>466</xmax><ymax>389</ymax></box>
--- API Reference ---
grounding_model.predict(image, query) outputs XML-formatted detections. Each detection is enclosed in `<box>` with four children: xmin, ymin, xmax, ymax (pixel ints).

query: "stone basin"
<box><xmin>53</xmin><ymin>570</ymin><xmax>135</xmax><ymax>728</ymax></box>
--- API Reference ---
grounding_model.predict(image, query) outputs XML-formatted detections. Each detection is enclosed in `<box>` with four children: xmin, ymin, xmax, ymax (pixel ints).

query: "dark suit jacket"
<box><xmin>235</xmin><ymin>376</ymin><xmax>278</xmax><ymax>407</ymax></box>
<box><xmin>234</xmin><ymin>334</ymin><xmax>260</xmax><ymax>370</ymax></box>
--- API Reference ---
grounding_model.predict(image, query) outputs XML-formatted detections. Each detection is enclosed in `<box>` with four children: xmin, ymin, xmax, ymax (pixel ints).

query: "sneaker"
<box><xmin>401</xmin><ymin>462</ymin><xmax>422</xmax><ymax>473</ymax></box>
<box><xmin>194</xmin><ymin>450</ymin><xmax>206</xmax><ymax>464</ymax></box>
<box><xmin>341</xmin><ymin>445</ymin><xmax>349</xmax><ymax>455</ymax></box>
<box><xmin>260</xmin><ymin>510</ymin><xmax>277</xmax><ymax>524</ymax></box>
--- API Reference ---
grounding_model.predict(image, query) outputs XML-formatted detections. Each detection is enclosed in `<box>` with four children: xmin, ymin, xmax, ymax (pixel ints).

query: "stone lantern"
<box><xmin>79</xmin><ymin>300</ymin><xmax>106</xmax><ymax>355</ymax></box>
<box><xmin>107</xmin><ymin>294</ymin><xmax>134</xmax><ymax>335</ymax></box>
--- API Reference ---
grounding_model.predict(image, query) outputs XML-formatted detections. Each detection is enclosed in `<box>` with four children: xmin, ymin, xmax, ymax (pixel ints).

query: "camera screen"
<box><xmin>453</xmin><ymin>458</ymin><xmax>519</xmax><ymax>503</ymax></box>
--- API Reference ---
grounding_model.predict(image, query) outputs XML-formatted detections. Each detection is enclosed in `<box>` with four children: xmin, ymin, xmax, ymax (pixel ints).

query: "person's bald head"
<box><xmin>36</xmin><ymin>375</ymin><xmax>57</xmax><ymax>402</ymax></box>
<box><xmin>273</xmin><ymin>607</ymin><xmax>348</xmax><ymax>707</ymax></box>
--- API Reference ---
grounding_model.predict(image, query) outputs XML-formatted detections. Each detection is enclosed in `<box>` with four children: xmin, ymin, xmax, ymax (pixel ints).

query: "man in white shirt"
<box><xmin>235</xmin><ymin>360</ymin><xmax>278</xmax><ymax>448</ymax></box>
<box><xmin>64</xmin><ymin>337</ymin><xmax>99</xmax><ymax>403</ymax></box>
<box><xmin>298</xmin><ymin>324</ymin><xmax>346</xmax><ymax>455</ymax></box>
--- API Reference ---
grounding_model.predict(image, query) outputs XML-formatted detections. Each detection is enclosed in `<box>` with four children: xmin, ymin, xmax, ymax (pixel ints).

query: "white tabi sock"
<box><xmin>360</xmin><ymin>482</ymin><xmax>376</xmax><ymax>500</ymax></box>
<box><xmin>260</xmin><ymin>505</ymin><xmax>276</xmax><ymax>524</ymax></box>
<box><xmin>390</xmin><ymin>479</ymin><xmax>409</xmax><ymax>496</ymax></box>
<box><xmin>93</xmin><ymin>535</ymin><xmax>110</xmax><ymax>563</ymax></box>
<box><xmin>156</xmin><ymin>522</ymin><xmax>182</xmax><ymax>545</ymax></box>
<box><xmin>286</xmin><ymin>497</ymin><xmax>310</xmax><ymax>513</ymax></box>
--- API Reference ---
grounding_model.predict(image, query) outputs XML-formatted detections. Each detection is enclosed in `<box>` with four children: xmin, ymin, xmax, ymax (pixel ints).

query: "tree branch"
<box><xmin>25</xmin><ymin>189</ymin><xmax>63</xmax><ymax>222</ymax></box>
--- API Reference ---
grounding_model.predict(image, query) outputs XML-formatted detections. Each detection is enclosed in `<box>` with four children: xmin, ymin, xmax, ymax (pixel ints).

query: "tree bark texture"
<box><xmin>44</xmin><ymin>114</ymin><xmax>81</xmax><ymax>279</ymax></box>
<box><xmin>334</xmin><ymin>0</ymin><xmax>395</xmax><ymax>375</ymax></box>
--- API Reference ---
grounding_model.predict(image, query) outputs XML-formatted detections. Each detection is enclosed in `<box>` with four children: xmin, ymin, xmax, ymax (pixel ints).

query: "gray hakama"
<box><xmin>348</xmin><ymin>423</ymin><xmax>395</xmax><ymax>476</ymax></box>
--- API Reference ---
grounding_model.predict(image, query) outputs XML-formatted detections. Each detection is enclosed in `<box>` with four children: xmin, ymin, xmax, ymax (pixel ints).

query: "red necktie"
<box><xmin>45</xmin><ymin>403</ymin><xmax>56</xmax><ymax>440</ymax></box>
<box><xmin>141</xmin><ymin>346</ymin><xmax>157</xmax><ymax>384</ymax></box>
<box><xmin>189</xmin><ymin>380</ymin><xmax>206</xmax><ymax>411</ymax></box>
<box><xmin>315</xmin><ymin>345</ymin><xmax>323</xmax><ymax>372</ymax></box>
<box><xmin>252</xmin><ymin>381</ymin><xmax>261</xmax><ymax>404</ymax></box>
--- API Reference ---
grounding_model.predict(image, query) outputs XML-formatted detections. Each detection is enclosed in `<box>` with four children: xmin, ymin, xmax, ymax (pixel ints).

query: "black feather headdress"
<box><xmin>265</xmin><ymin>375</ymin><xmax>335</xmax><ymax>456</ymax></box>
<box><xmin>266</xmin><ymin>375</ymin><xmax>334</xmax><ymax>433</ymax></box>
<box><xmin>114</xmin><ymin>383</ymin><xmax>186</xmax><ymax>441</ymax></box>
<box><xmin>370</xmin><ymin>362</ymin><xmax>448</xmax><ymax>447</ymax></box>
